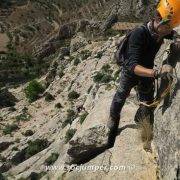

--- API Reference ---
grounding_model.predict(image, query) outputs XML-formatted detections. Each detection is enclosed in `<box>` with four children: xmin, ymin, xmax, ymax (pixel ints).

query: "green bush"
<box><xmin>25</xmin><ymin>139</ymin><xmax>49</xmax><ymax>159</ymax></box>
<box><xmin>93</xmin><ymin>72</ymin><xmax>104</xmax><ymax>83</ymax></box>
<box><xmin>93</xmin><ymin>65</ymin><xmax>113</xmax><ymax>84</ymax></box>
<box><xmin>45</xmin><ymin>153</ymin><xmax>59</xmax><ymax>165</ymax></box>
<box><xmin>68</xmin><ymin>91</ymin><xmax>80</xmax><ymax>100</ymax></box>
<box><xmin>16</xmin><ymin>113</ymin><xmax>31</xmax><ymax>122</ymax></box>
<box><xmin>101</xmin><ymin>64</ymin><xmax>113</xmax><ymax>74</ymax></box>
<box><xmin>23</xmin><ymin>130</ymin><xmax>34</xmax><ymax>136</ymax></box>
<box><xmin>3</xmin><ymin>124</ymin><xmax>19</xmax><ymax>135</ymax></box>
<box><xmin>101</xmin><ymin>74</ymin><xmax>113</xmax><ymax>83</ymax></box>
<box><xmin>62</xmin><ymin>109</ymin><xmax>76</xmax><ymax>128</ymax></box>
<box><xmin>93</xmin><ymin>72</ymin><xmax>113</xmax><ymax>83</ymax></box>
<box><xmin>12</xmin><ymin>146</ymin><xmax>18</xmax><ymax>151</ymax></box>
<box><xmin>73</xmin><ymin>58</ymin><xmax>81</xmax><ymax>66</ymax></box>
<box><xmin>55</xmin><ymin>103</ymin><xmax>63</xmax><ymax>109</ymax></box>
<box><xmin>79</xmin><ymin>112</ymin><xmax>89</xmax><ymax>124</ymax></box>
<box><xmin>24</xmin><ymin>80</ymin><xmax>45</xmax><ymax>102</ymax></box>
<box><xmin>95</xmin><ymin>51</ymin><xmax>103</xmax><ymax>59</ymax></box>
<box><xmin>45</xmin><ymin>93</ymin><xmax>55</xmax><ymax>102</ymax></box>
<box><xmin>58</xmin><ymin>70</ymin><xmax>65</xmax><ymax>78</ymax></box>
<box><xmin>80</xmin><ymin>50</ymin><xmax>92</xmax><ymax>60</ymax></box>
<box><xmin>65</xmin><ymin>129</ymin><xmax>77</xmax><ymax>143</ymax></box>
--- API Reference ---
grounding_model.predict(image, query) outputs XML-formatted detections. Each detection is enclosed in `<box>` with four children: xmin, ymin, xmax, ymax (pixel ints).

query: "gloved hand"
<box><xmin>153</xmin><ymin>64</ymin><xmax>173</xmax><ymax>79</ymax></box>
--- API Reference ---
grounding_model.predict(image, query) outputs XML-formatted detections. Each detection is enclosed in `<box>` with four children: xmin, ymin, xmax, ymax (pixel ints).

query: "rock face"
<box><xmin>0</xmin><ymin>19</ymin><xmax>179</xmax><ymax>180</ymax></box>
<box><xmin>0</xmin><ymin>0</ymin><xmax>158</xmax><ymax>85</ymax></box>
<box><xmin>153</xmin><ymin>39</ymin><xmax>180</xmax><ymax>180</ymax></box>
<box><xmin>70</xmin><ymin>33</ymin><xmax>89</xmax><ymax>54</ymax></box>
<box><xmin>58</xmin><ymin>20</ymin><xmax>91</xmax><ymax>40</ymax></box>
<box><xmin>100</xmin><ymin>14</ymin><xmax>118</xmax><ymax>32</ymax></box>
<box><xmin>52</xmin><ymin>93</ymin><xmax>157</xmax><ymax>180</ymax></box>
<box><xmin>65</xmin><ymin>125</ymin><xmax>109</xmax><ymax>165</ymax></box>
<box><xmin>0</xmin><ymin>35</ymin><xmax>158</xmax><ymax>179</ymax></box>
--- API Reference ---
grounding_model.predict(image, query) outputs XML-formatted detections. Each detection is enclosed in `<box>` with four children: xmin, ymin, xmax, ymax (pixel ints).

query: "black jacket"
<box><xmin>123</xmin><ymin>23</ymin><xmax>174</xmax><ymax>74</ymax></box>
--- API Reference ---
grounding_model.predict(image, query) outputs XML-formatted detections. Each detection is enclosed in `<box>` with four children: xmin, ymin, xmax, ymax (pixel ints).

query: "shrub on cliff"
<box><xmin>93</xmin><ymin>72</ymin><xmax>113</xmax><ymax>83</ymax></box>
<box><xmin>3</xmin><ymin>123</ymin><xmax>19</xmax><ymax>135</ymax></box>
<box><xmin>45</xmin><ymin>92</ymin><xmax>55</xmax><ymax>102</ymax></box>
<box><xmin>93</xmin><ymin>64</ymin><xmax>114</xmax><ymax>83</ymax></box>
<box><xmin>23</xmin><ymin>130</ymin><xmax>34</xmax><ymax>137</ymax></box>
<box><xmin>101</xmin><ymin>64</ymin><xmax>113</xmax><ymax>74</ymax></box>
<box><xmin>16</xmin><ymin>113</ymin><xmax>31</xmax><ymax>122</ymax></box>
<box><xmin>25</xmin><ymin>139</ymin><xmax>49</xmax><ymax>158</ymax></box>
<box><xmin>65</xmin><ymin>129</ymin><xmax>77</xmax><ymax>143</ymax></box>
<box><xmin>80</xmin><ymin>50</ymin><xmax>92</xmax><ymax>60</ymax></box>
<box><xmin>24</xmin><ymin>80</ymin><xmax>45</xmax><ymax>102</ymax></box>
<box><xmin>55</xmin><ymin>103</ymin><xmax>63</xmax><ymax>109</ymax></box>
<box><xmin>45</xmin><ymin>153</ymin><xmax>59</xmax><ymax>165</ymax></box>
<box><xmin>79</xmin><ymin>112</ymin><xmax>89</xmax><ymax>124</ymax></box>
<box><xmin>73</xmin><ymin>58</ymin><xmax>81</xmax><ymax>66</ymax></box>
<box><xmin>68</xmin><ymin>90</ymin><xmax>80</xmax><ymax>100</ymax></box>
<box><xmin>62</xmin><ymin>109</ymin><xmax>76</xmax><ymax>128</ymax></box>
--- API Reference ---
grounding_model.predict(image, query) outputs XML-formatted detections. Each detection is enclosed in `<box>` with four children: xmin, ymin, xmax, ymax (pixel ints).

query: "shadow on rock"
<box><xmin>117</xmin><ymin>124</ymin><xmax>138</xmax><ymax>135</ymax></box>
<box><xmin>65</xmin><ymin>125</ymin><xmax>111</xmax><ymax>165</ymax></box>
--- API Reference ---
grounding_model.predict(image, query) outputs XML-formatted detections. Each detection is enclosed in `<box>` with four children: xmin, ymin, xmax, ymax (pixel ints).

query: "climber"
<box><xmin>106</xmin><ymin>0</ymin><xmax>180</xmax><ymax>148</ymax></box>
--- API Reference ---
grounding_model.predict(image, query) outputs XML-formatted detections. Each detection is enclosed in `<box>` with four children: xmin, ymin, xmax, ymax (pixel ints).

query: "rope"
<box><xmin>139</xmin><ymin>72</ymin><xmax>175</xmax><ymax>108</ymax></box>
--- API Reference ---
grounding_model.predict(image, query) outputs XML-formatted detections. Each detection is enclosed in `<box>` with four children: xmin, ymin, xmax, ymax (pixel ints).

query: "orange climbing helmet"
<box><xmin>157</xmin><ymin>0</ymin><xmax>180</xmax><ymax>28</ymax></box>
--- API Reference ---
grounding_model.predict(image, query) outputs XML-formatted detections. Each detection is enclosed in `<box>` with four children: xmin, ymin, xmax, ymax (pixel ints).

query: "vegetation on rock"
<box><xmin>45</xmin><ymin>153</ymin><xmax>59</xmax><ymax>165</ymax></box>
<box><xmin>24</xmin><ymin>80</ymin><xmax>45</xmax><ymax>102</ymax></box>
<box><xmin>68</xmin><ymin>90</ymin><xmax>80</xmax><ymax>100</ymax></box>
<box><xmin>73</xmin><ymin>58</ymin><xmax>81</xmax><ymax>66</ymax></box>
<box><xmin>80</xmin><ymin>50</ymin><xmax>92</xmax><ymax>60</ymax></box>
<box><xmin>93</xmin><ymin>64</ymin><xmax>114</xmax><ymax>83</ymax></box>
<box><xmin>16</xmin><ymin>113</ymin><xmax>31</xmax><ymax>122</ymax></box>
<box><xmin>79</xmin><ymin>112</ymin><xmax>89</xmax><ymax>124</ymax></box>
<box><xmin>62</xmin><ymin>109</ymin><xmax>77</xmax><ymax>128</ymax></box>
<box><xmin>25</xmin><ymin>139</ymin><xmax>49</xmax><ymax>158</ymax></box>
<box><xmin>65</xmin><ymin>128</ymin><xmax>77</xmax><ymax>143</ymax></box>
<box><xmin>55</xmin><ymin>103</ymin><xmax>63</xmax><ymax>109</ymax></box>
<box><xmin>23</xmin><ymin>130</ymin><xmax>34</xmax><ymax>136</ymax></box>
<box><xmin>95</xmin><ymin>51</ymin><xmax>103</xmax><ymax>59</ymax></box>
<box><xmin>45</xmin><ymin>92</ymin><xmax>55</xmax><ymax>102</ymax></box>
<box><xmin>12</xmin><ymin>146</ymin><xmax>19</xmax><ymax>151</ymax></box>
<box><xmin>3</xmin><ymin>123</ymin><xmax>19</xmax><ymax>135</ymax></box>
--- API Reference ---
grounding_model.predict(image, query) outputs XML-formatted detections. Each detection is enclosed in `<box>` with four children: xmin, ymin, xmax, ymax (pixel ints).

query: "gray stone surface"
<box><xmin>153</xmin><ymin>41</ymin><xmax>180</xmax><ymax>180</ymax></box>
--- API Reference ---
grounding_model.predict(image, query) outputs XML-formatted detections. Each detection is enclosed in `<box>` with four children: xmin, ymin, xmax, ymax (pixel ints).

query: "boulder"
<box><xmin>65</xmin><ymin>125</ymin><xmax>109</xmax><ymax>165</ymax></box>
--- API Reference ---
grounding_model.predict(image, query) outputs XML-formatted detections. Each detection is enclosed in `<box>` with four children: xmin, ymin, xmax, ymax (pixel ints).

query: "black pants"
<box><xmin>110</xmin><ymin>68</ymin><xmax>155</xmax><ymax>121</ymax></box>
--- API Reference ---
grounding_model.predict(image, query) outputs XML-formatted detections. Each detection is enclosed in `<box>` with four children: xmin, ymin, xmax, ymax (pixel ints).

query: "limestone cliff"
<box><xmin>0</xmin><ymin>29</ymin><xmax>179</xmax><ymax>179</ymax></box>
<box><xmin>0</xmin><ymin>1</ymin><xmax>179</xmax><ymax>180</ymax></box>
